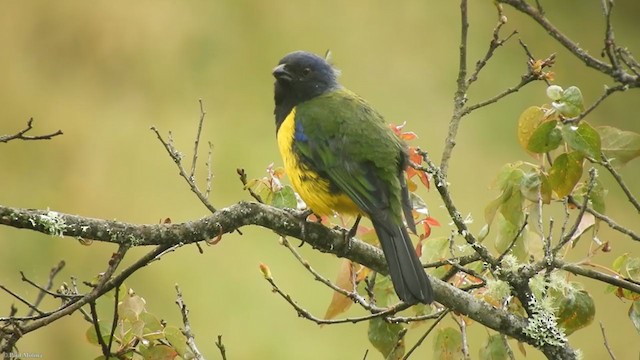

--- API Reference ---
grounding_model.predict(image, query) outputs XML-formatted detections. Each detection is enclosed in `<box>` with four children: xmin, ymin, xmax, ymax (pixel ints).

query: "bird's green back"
<box><xmin>293</xmin><ymin>88</ymin><xmax>408</xmax><ymax>225</ymax></box>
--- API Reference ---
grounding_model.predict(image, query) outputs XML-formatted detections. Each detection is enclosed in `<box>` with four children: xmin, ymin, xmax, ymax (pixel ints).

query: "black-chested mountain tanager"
<box><xmin>272</xmin><ymin>51</ymin><xmax>433</xmax><ymax>304</ymax></box>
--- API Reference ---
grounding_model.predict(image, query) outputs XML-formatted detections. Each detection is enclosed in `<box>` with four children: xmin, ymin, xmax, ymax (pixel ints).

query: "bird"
<box><xmin>272</xmin><ymin>50</ymin><xmax>433</xmax><ymax>305</ymax></box>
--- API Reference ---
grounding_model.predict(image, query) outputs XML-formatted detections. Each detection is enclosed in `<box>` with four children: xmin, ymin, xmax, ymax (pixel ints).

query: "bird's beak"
<box><xmin>272</xmin><ymin>64</ymin><xmax>293</xmax><ymax>82</ymax></box>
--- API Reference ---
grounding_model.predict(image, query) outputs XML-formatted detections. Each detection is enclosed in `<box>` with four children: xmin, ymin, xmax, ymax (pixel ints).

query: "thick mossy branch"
<box><xmin>0</xmin><ymin>202</ymin><xmax>573</xmax><ymax>357</ymax></box>
<box><xmin>0</xmin><ymin>202</ymin><xmax>386</xmax><ymax>271</ymax></box>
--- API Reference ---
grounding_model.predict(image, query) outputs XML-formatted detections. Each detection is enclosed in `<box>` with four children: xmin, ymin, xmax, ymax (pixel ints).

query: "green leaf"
<box><xmin>517</xmin><ymin>106</ymin><xmax>546</xmax><ymax>152</ymax></box>
<box><xmin>368</xmin><ymin>317</ymin><xmax>405</xmax><ymax>359</ymax></box>
<box><xmin>546</xmin><ymin>85</ymin><xmax>564</xmax><ymax>101</ymax></box>
<box><xmin>629</xmin><ymin>300</ymin><xmax>640</xmax><ymax>335</ymax></box>
<box><xmin>562</xmin><ymin>122</ymin><xmax>601</xmax><ymax>160</ymax></box>
<box><xmin>164</xmin><ymin>326</ymin><xmax>194</xmax><ymax>358</ymax></box>
<box><xmin>270</xmin><ymin>185</ymin><xmax>297</xmax><ymax>209</ymax></box>
<box><xmin>421</xmin><ymin>237</ymin><xmax>452</xmax><ymax>279</ymax></box>
<box><xmin>609</xmin><ymin>255</ymin><xmax>640</xmax><ymax>300</ymax></box>
<box><xmin>623</xmin><ymin>257</ymin><xmax>640</xmax><ymax>281</ymax></box>
<box><xmin>527</xmin><ymin>120</ymin><xmax>562</xmax><ymax>153</ymax></box>
<box><xmin>371</xmin><ymin>275</ymin><xmax>396</xmax><ymax>307</ymax></box>
<box><xmin>486</xmin><ymin>165</ymin><xmax>524</xmax><ymax>225</ymax></box>
<box><xmin>573</xmin><ymin>179</ymin><xmax>607</xmax><ymax>214</ymax></box>
<box><xmin>519</xmin><ymin>170</ymin><xmax>551</xmax><ymax>204</ymax></box>
<box><xmin>552</xmin><ymin>86</ymin><xmax>584</xmax><ymax>118</ymax></box>
<box><xmin>492</xmin><ymin>162</ymin><xmax>524</xmax><ymax>190</ymax></box>
<box><xmin>421</xmin><ymin>237</ymin><xmax>449</xmax><ymax>262</ymax></box>
<box><xmin>484</xmin><ymin>197</ymin><xmax>504</xmax><ymax>229</ymax></box>
<box><xmin>556</xmin><ymin>289</ymin><xmax>595</xmax><ymax>335</ymax></box>
<box><xmin>86</xmin><ymin>322</ymin><xmax>112</xmax><ymax>347</ymax></box>
<box><xmin>479</xmin><ymin>334</ymin><xmax>509</xmax><ymax>360</ymax></box>
<box><xmin>478</xmin><ymin>224</ymin><xmax>490</xmax><ymax>242</ymax></box>
<box><xmin>140</xmin><ymin>311</ymin><xmax>165</xmax><ymax>341</ymax></box>
<box><xmin>434</xmin><ymin>327</ymin><xmax>464</xmax><ymax>360</ymax></box>
<box><xmin>494</xmin><ymin>214</ymin><xmax>527</xmax><ymax>262</ymax></box>
<box><xmin>499</xmin><ymin>187</ymin><xmax>524</xmax><ymax>227</ymax></box>
<box><xmin>548</xmin><ymin>151</ymin><xmax>584</xmax><ymax>198</ymax></box>
<box><xmin>597</xmin><ymin>125</ymin><xmax>640</xmax><ymax>167</ymax></box>
<box><xmin>612</xmin><ymin>253</ymin><xmax>629</xmax><ymax>273</ymax></box>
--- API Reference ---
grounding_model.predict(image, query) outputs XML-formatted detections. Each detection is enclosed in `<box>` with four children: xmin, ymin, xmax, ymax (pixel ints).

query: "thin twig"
<box><xmin>215</xmin><ymin>335</ymin><xmax>227</xmax><ymax>360</ymax></box>
<box><xmin>151</xmin><ymin>126</ymin><xmax>217</xmax><ymax>214</ymax></box>
<box><xmin>617</xmin><ymin>47</ymin><xmax>640</xmax><ymax>76</ymax></box>
<box><xmin>554</xmin><ymin>168</ymin><xmax>597</xmax><ymax>253</ymax></box>
<box><xmin>422</xmin><ymin>254</ymin><xmax>481</xmax><ymax>270</ymax></box>
<box><xmin>0</xmin><ymin>118</ymin><xmax>63</xmax><ymax>143</ymax></box>
<box><xmin>402</xmin><ymin>309</ymin><xmax>450</xmax><ymax>360</ymax></box>
<box><xmin>600</xmin><ymin>0</ymin><xmax>619</xmax><ymax>72</ymax></box>
<box><xmin>498</xmin><ymin>0</ymin><xmax>639</xmax><ymax>85</ymax></box>
<box><xmin>89</xmin><ymin>300</ymin><xmax>110</xmax><ymax>358</ymax></box>
<box><xmin>387</xmin><ymin>328</ymin><xmax>407</xmax><ymax>359</ymax></box>
<box><xmin>387</xmin><ymin>310</ymin><xmax>448</xmax><ymax>324</ymax></box>
<box><xmin>574</xmin><ymin>84</ymin><xmax>627</xmax><ymax>122</ymax></box>
<box><xmin>237</xmin><ymin>168</ymin><xmax>264</xmax><ymax>203</ymax></box>
<box><xmin>107</xmin><ymin>285</ymin><xmax>119</xmax><ymax>359</ymax></box>
<box><xmin>462</xmin><ymin>73</ymin><xmax>538</xmax><ymax>116</ymax></box>
<box><xmin>20</xmin><ymin>262</ymin><xmax>74</xmax><ymax>316</ymax></box>
<box><xmin>280</xmin><ymin>237</ymin><xmax>392</xmax><ymax>313</ymax></box>
<box><xmin>440</xmin><ymin>0</ymin><xmax>469</xmax><ymax>176</ymax></box>
<box><xmin>599</xmin><ymin>322</ymin><xmax>617</xmax><ymax>360</ymax></box>
<box><xmin>361</xmin><ymin>349</ymin><xmax>368</xmax><ymax>360</ymax></box>
<box><xmin>580</xmin><ymin>205</ymin><xmax>640</xmax><ymax>241</ymax></box>
<box><xmin>205</xmin><ymin>141</ymin><xmax>214</xmax><ymax>199</ymax></box>
<box><xmin>175</xmin><ymin>284</ymin><xmax>205</xmax><ymax>360</ymax></box>
<box><xmin>190</xmin><ymin>99</ymin><xmax>207</xmax><ymax>180</ymax></box>
<box><xmin>0</xmin><ymin>285</ymin><xmax>46</xmax><ymax>316</ymax></box>
<box><xmin>596</xmin><ymin>152</ymin><xmax>640</xmax><ymax>213</ymax></box>
<box><xmin>261</xmin><ymin>271</ymin><xmax>398</xmax><ymax>325</ymax></box>
<box><xmin>554</xmin><ymin>259</ymin><xmax>640</xmax><ymax>294</ymax></box>
<box><xmin>454</xmin><ymin>314</ymin><xmax>471</xmax><ymax>360</ymax></box>
<box><xmin>420</xmin><ymin>151</ymin><xmax>496</xmax><ymax>267</ymax></box>
<box><xmin>496</xmin><ymin>215</ymin><xmax>529</xmax><ymax>263</ymax></box>
<box><xmin>466</xmin><ymin>3</ymin><xmax>515</xmax><ymax>86</ymax></box>
<box><xmin>0</xmin><ymin>243</ymin><xmax>163</xmax><ymax>353</ymax></box>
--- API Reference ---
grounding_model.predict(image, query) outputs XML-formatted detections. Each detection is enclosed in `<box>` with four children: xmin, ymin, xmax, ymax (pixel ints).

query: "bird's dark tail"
<box><xmin>371</xmin><ymin>219</ymin><xmax>433</xmax><ymax>304</ymax></box>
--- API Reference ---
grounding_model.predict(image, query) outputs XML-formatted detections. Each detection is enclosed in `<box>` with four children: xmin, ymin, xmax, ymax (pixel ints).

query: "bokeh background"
<box><xmin>1</xmin><ymin>1</ymin><xmax>639</xmax><ymax>359</ymax></box>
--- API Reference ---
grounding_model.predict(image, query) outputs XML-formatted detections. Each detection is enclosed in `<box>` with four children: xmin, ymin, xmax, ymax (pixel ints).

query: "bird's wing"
<box><xmin>293</xmin><ymin>90</ymin><xmax>404</xmax><ymax>229</ymax></box>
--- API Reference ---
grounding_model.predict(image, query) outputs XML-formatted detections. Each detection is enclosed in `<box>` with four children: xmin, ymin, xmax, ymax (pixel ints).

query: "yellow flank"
<box><xmin>277</xmin><ymin>108</ymin><xmax>361</xmax><ymax>216</ymax></box>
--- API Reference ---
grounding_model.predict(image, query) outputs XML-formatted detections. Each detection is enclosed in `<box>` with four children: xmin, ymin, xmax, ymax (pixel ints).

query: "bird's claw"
<box><xmin>283</xmin><ymin>208</ymin><xmax>315</xmax><ymax>247</ymax></box>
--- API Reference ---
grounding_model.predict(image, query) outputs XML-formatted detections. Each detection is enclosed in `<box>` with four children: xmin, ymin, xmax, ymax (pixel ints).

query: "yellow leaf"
<box><xmin>517</xmin><ymin>106</ymin><xmax>545</xmax><ymax>152</ymax></box>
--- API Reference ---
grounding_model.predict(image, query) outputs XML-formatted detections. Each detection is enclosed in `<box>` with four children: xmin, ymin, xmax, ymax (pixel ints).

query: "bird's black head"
<box><xmin>273</xmin><ymin>51</ymin><xmax>340</xmax><ymax>131</ymax></box>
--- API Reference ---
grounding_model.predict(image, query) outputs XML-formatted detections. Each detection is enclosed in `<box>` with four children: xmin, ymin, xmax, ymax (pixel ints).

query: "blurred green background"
<box><xmin>1</xmin><ymin>1</ymin><xmax>639</xmax><ymax>359</ymax></box>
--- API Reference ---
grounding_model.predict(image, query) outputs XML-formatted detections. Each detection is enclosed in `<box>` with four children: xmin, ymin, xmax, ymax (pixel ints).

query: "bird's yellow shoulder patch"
<box><xmin>276</xmin><ymin>108</ymin><xmax>360</xmax><ymax>216</ymax></box>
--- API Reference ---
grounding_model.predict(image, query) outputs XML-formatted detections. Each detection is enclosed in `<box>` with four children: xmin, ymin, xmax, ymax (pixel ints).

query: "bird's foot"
<box><xmin>284</xmin><ymin>208</ymin><xmax>315</xmax><ymax>247</ymax></box>
<box><xmin>338</xmin><ymin>215</ymin><xmax>362</xmax><ymax>257</ymax></box>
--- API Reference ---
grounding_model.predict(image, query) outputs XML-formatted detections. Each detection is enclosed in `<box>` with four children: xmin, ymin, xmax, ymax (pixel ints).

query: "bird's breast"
<box><xmin>276</xmin><ymin>108</ymin><xmax>360</xmax><ymax>216</ymax></box>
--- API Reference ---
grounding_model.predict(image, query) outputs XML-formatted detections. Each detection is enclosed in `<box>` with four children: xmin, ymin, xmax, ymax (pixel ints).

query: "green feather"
<box><xmin>293</xmin><ymin>89</ymin><xmax>407</xmax><ymax>226</ymax></box>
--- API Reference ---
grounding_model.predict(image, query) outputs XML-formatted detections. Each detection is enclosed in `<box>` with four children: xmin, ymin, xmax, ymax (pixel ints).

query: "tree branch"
<box><xmin>0</xmin><ymin>201</ymin><xmax>576</xmax><ymax>356</ymax></box>
<box><xmin>498</xmin><ymin>0</ymin><xmax>639</xmax><ymax>86</ymax></box>
<box><xmin>0</xmin><ymin>118</ymin><xmax>63</xmax><ymax>143</ymax></box>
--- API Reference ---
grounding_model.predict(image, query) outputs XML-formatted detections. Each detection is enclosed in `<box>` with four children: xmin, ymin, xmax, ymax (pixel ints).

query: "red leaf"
<box><xmin>415</xmin><ymin>239</ymin><xmax>424</xmax><ymax>257</ymax></box>
<box><xmin>422</xmin><ymin>221</ymin><xmax>432</xmax><ymax>239</ymax></box>
<box><xmin>408</xmin><ymin>147</ymin><xmax>423</xmax><ymax>164</ymax></box>
<box><xmin>406</xmin><ymin>167</ymin><xmax>417</xmax><ymax>179</ymax></box>
<box><xmin>425</xmin><ymin>216</ymin><xmax>440</xmax><ymax>227</ymax></box>
<box><xmin>418</xmin><ymin>171</ymin><xmax>430</xmax><ymax>189</ymax></box>
<box><xmin>401</xmin><ymin>131</ymin><xmax>418</xmax><ymax>141</ymax></box>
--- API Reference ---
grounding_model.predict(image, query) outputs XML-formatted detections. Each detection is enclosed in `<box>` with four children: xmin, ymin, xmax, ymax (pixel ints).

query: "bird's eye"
<box><xmin>302</xmin><ymin>67</ymin><xmax>311</xmax><ymax>77</ymax></box>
